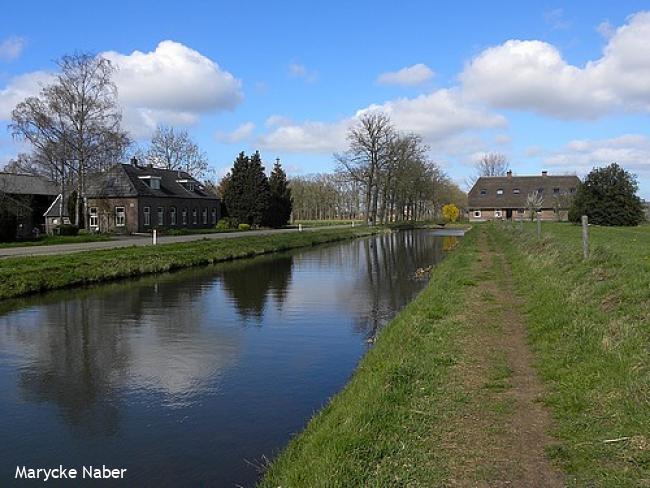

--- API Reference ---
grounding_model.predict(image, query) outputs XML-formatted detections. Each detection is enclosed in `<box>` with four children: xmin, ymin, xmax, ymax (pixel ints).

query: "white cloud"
<box><xmin>0</xmin><ymin>36</ymin><xmax>26</xmax><ymax>61</ymax></box>
<box><xmin>259</xmin><ymin>88</ymin><xmax>505</xmax><ymax>154</ymax></box>
<box><xmin>0</xmin><ymin>71</ymin><xmax>55</xmax><ymax>120</ymax></box>
<box><xmin>376</xmin><ymin>63</ymin><xmax>434</xmax><ymax>86</ymax></box>
<box><xmin>102</xmin><ymin>40</ymin><xmax>243</xmax><ymax>136</ymax></box>
<box><xmin>214</xmin><ymin>122</ymin><xmax>255</xmax><ymax>143</ymax></box>
<box><xmin>545</xmin><ymin>134</ymin><xmax>650</xmax><ymax>176</ymax></box>
<box><xmin>288</xmin><ymin>61</ymin><xmax>317</xmax><ymax>82</ymax></box>
<box><xmin>461</xmin><ymin>11</ymin><xmax>650</xmax><ymax>118</ymax></box>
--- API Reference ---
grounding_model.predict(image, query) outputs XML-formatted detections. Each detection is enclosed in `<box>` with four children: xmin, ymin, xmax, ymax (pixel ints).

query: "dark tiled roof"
<box><xmin>0</xmin><ymin>172</ymin><xmax>59</xmax><ymax>196</ymax></box>
<box><xmin>85</xmin><ymin>163</ymin><xmax>218</xmax><ymax>200</ymax></box>
<box><xmin>43</xmin><ymin>194</ymin><xmax>70</xmax><ymax>217</ymax></box>
<box><xmin>468</xmin><ymin>173</ymin><xmax>580</xmax><ymax>208</ymax></box>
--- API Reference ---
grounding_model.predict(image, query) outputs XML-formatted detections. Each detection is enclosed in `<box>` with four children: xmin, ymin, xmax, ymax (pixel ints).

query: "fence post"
<box><xmin>153</xmin><ymin>229</ymin><xmax>157</xmax><ymax>245</ymax></box>
<box><xmin>582</xmin><ymin>215</ymin><xmax>589</xmax><ymax>260</ymax></box>
<box><xmin>536</xmin><ymin>212</ymin><xmax>541</xmax><ymax>239</ymax></box>
<box><xmin>298</xmin><ymin>224</ymin><xmax>303</xmax><ymax>232</ymax></box>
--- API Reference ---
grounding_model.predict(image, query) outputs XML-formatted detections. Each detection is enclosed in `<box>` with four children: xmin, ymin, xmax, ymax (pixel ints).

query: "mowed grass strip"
<box><xmin>0</xmin><ymin>227</ymin><xmax>378</xmax><ymax>300</ymax></box>
<box><xmin>259</xmin><ymin>229</ymin><xmax>479</xmax><ymax>487</ymax></box>
<box><xmin>492</xmin><ymin>222</ymin><xmax>650</xmax><ymax>487</ymax></box>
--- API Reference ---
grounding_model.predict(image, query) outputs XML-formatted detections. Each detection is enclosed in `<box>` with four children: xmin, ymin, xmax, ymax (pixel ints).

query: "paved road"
<box><xmin>0</xmin><ymin>225</ymin><xmax>359</xmax><ymax>259</ymax></box>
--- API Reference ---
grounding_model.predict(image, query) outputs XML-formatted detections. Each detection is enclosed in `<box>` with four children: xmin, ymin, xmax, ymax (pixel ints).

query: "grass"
<box><xmin>491</xmin><ymin>221</ymin><xmax>650</xmax><ymax>486</ymax></box>
<box><xmin>259</xmin><ymin>229</ymin><xmax>479</xmax><ymax>487</ymax></box>
<box><xmin>293</xmin><ymin>219</ymin><xmax>363</xmax><ymax>227</ymax></box>
<box><xmin>260</xmin><ymin>221</ymin><xmax>649</xmax><ymax>487</ymax></box>
<box><xmin>0</xmin><ymin>227</ymin><xmax>379</xmax><ymax>300</ymax></box>
<box><xmin>0</xmin><ymin>232</ymin><xmax>112</xmax><ymax>248</ymax></box>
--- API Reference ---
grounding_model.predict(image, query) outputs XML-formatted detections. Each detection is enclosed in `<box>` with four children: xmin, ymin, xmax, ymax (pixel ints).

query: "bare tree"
<box><xmin>526</xmin><ymin>191</ymin><xmax>544</xmax><ymax>220</ymax></box>
<box><xmin>11</xmin><ymin>53</ymin><xmax>130</xmax><ymax>227</ymax></box>
<box><xmin>145</xmin><ymin>125</ymin><xmax>209</xmax><ymax>178</ymax></box>
<box><xmin>465</xmin><ymin>152</ymin><xmax>510</xmax><ymax>189</ymax></box>
<box><xmin>335</xmin><ymin>112</ymin><xmax>395</xmax><ymax>224</ymax></box>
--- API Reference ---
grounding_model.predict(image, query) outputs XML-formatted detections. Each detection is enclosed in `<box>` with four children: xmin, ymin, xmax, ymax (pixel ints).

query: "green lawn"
<box><xmin>0</xmin><ymin>232</ymin><xmax>112</xmax><ymax>248</ymax></box>
<box><xmin>493</xmin><ymin>221</ymin><xmax>649</xmax><ymax>486</ymax></box>
<box><xmin>0</xmin><ymin>227</ymin><xmax>379</xmax><ymax>300</ymax></box>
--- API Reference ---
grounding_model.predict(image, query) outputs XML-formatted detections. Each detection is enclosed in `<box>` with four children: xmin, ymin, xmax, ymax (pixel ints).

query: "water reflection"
<box><xmin>0</xmin><ymin>230</ymin><xmax>454</xmax><ymax>486</ymax></box>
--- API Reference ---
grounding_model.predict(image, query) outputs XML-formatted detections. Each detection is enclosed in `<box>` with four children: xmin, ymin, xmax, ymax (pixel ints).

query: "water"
<box><xmin>0</xmin><ymin>230</ymin><xmax>457</xmax><ymax>487</ymax></box>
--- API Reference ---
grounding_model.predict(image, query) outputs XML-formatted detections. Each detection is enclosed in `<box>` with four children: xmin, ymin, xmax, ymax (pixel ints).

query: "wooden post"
<box><xmin>153</xmin><ymin>229</ymin><xmax>157</xmax><ymax>245</ymax></box>
<box><xmin>582</xmin><ymin>215</ymin><xmax>589</xmax><ymax>260</ymax></box>
<box><xmin>536</xmin><ymin>212</ymin><xmax>541</xmax><ymax>239</ymax></box>
<box><xmin>298</xmin><ymin>223</ymin><xmax>303</xmax><ymax>232</ymax></box>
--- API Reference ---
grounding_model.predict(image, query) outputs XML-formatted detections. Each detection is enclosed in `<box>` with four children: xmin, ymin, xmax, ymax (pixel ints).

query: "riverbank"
<box><xmin>0</xmin><ymin>227</ymin><xmax>380</xmax><ymax>300</ymax></box>
<box><xmin>260</xmin><ymin>223</ymin><xmax>649</xmax><ymax>487</ymax></box>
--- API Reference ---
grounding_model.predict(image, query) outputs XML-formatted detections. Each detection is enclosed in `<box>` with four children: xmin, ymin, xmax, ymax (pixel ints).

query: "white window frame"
<box><xmin>143</xmin><ymin>206</ymin><xmax>151</xmax><ymax>226</ymax></box>
<box><xmin>170</xmin><ymin>207</ymin><xmax>177</xmax><ymax>226</ymax></box>
<box><xmin>182</xmin><ymin>208</ymin><xmax>188</xmax><ymax>225</ymax></box>
<box><xmin>115</xmin><ymin>206</ymin><xmax>126</xmax><ymax>227</ymax></box>
<box><xmin>513</xmin><ymin>188</ymin><xmax>520</xmax><ymax>195</ymax></box>
<box><xmin>494</xmin><ymin>209</ymin><xmax>503</xmax><ymax>218</ymax></box>
<box><xmin>496</xmin><ymin>189</ymin><xmax>504</xmax><ymax>196</ymax></box>
<box><xmin>473</xmin><ymin>210</ymin><xmax>481</xmax><ymax>218</ymax></box>
<box><xmin>202</xmin><ymin>208</ymin><xmax>207</xmax><ymax>225</ymax></box>
<box><xmin>157</xmin><ymin>207</ymin><xmax>164</xmax><ymax>226</ymax></box>
<box><xmin>192</xmin><ymin>208</ymin><xmax>198</xmax><ymax>225</ymax></box>
<box><xmin>211</xmin><ymin>208</ymin><xmax>217</xmax><ymax>224</ymax></box>
<box><xmin>89</xmin><ymin>207</ymin><xmax>98</xmax><ymax>229</ymax></box>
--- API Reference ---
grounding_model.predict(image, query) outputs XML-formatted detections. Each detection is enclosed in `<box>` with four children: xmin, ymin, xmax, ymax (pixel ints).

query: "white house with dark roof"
<box><xmin>468</xmin><ymin>170</ymin><xmax>580</xmax><ymax>222</ymax></box>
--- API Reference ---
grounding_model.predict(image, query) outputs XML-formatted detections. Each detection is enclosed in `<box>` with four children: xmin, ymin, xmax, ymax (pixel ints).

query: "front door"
<box><xmin>506</xmin><ymin>209</ymin><xmax>513</xmax><ymax>220</ymax></box>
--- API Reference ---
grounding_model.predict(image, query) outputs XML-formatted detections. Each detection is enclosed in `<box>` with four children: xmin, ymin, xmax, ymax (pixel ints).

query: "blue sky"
<box><xmin>1</xmin><ymin>1</ymin><xmax>649</xmax><ymax>198</ymax></box>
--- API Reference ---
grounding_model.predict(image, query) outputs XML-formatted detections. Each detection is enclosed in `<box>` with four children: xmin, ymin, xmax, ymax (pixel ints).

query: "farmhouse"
<box><xmin>0</xmin><ymin>172</ymin><xmax>59</xmax><ymax>240</ymax></box>
<box><xmin>82</xmin><ymin>159</ymin><xmax>221</xmax><ymax>234</ymax></box>
<box><xmin>468</xmin><ymin>170</ymin><xmax>580</xmax><ymax>222</ymax></box>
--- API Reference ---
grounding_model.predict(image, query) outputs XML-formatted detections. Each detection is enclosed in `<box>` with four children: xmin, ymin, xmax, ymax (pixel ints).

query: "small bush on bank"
<box><xmin>238</xmin><ymin>223</ymin><xmax>251</xmax><ymax>231</ymax></box>
<box><xmin>216</xmin><ymin>219</ymin><xmax>231</xmax><ymax>230</ymax></box>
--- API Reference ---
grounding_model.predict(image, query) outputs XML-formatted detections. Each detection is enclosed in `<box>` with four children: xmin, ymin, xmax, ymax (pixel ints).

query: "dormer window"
<box><xmin>496</xmin><ymin>188</ymin><xmax>504</xmax><ymax>196</ymax></box>
<box><xmin>480</xmin><ymin>189</ymin><xmax>487</xmax><ymax>196</ymax></box>
<box><xmin>138</xmin><ymin>176</ymin><xmax>161</xmax><ymax>190</ymax></box>
<box><xmin>176</xmin><ymin>179</ymin><xmax>196</xmax><ymax>192</ymax></box>
<box><xmin>513</xmin><ymin>188</ymin><xmax>520</xmax><ymax>194</ymax></box>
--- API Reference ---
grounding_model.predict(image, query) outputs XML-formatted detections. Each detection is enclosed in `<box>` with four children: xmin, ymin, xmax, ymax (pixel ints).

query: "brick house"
<box><xmin>468</xmin><ymin>170</ymin><xmax>580</xmax><ymax>222</ymax></box>
<box><xmin>83</xmin><ymin>160</ymin><xmax>221</xmax><ymax>234</ymax></box>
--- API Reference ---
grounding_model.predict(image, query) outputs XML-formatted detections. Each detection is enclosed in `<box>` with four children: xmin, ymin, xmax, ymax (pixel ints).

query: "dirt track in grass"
<box><xmin>441</xmin><ymin>228</ymin><xmax>565</xmax><ymax>487</ymax></box>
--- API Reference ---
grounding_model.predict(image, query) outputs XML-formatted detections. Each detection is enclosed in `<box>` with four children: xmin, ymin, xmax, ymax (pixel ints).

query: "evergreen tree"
<box><xmin>222</xmin><ymin>151</ymin><xmax>271</xmax><ymax>226</ymax></box>
<box><xmin>265</xmin><ymin>159</ymin><xmax>293</xmax><ymax>227</ymax></box>
<box><xmin>569</xmin><ymin>163</ymin><xmax>644</xmax><ymax>226</ymax></box>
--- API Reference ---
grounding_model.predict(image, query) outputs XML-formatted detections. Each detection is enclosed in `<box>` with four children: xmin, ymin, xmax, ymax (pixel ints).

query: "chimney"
<box><xmin>542</xmin><ymin>170</ymin><xmax>548</xmax><ymax>176</ymax></box>
<box><xmin>506</xmin><ymin>170</ymin><xmax>512</xmax><ymax>178</ymax></box>
<box><xmin>130</xmin><ymin>157</ymin><xmax>139</xmax><ymax>167</ymax></box>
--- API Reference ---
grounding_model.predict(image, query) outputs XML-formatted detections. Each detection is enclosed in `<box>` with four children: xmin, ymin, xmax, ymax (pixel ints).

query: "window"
<box><xmin>513</xmin><ymin>188</ymin><xmax>520</xmax><ymax>194</ymax></box>
<box><xmin>157</xmin><ymin>207</ymin><xmax>164</xmax><ymax>226</ymax></box>
<box><xmin>480</xmin><ymin>189</ymin><xmax>487</xmax><ymax>196</ymax></box>
<box><xmin>496</xmin><ymin>188</ymin><xmax>504</xmax><ymax>196</ymax></box>
<box><xmin>150</xmin><ymin>179</ymin><xmax>160</xmax><ymax>190</ymax></box>
<box><xmin>138</xmin><ymin>176</ymin><xmax>161</xmax><ymax>190</ymax></box>
<box><xmin>553</xmin><ymin>187</ymin><xmax>560</xmax><ymax>194</ymax></box>
<box><xmin>202</xmin><ymin>208</ymin><xmax>207</xmax><ymax>224</ymax></box>
<box><xmin>570</xmin><ymin>187</ymin><xmax>576</xmax><ymax>194</ymax></box>
<box><xmin>115</xmin><ymin>207</ymin><xmax>126</xmax><ymax>227</ymax></box>
<box><xmin>473</xmin><ymin>210</ymin><xmax>481</xmax><ymax>218</ymax></box>
<box><xmin>517</xmin><ymin>209</ymin><xmax>525</xmax><ymax>214</ymax></box>
<box><xmin>170</xmin><ymin>207</ymin><xmax>177</xmax><ymax>226</ymax></box>
<box><xmin>192</xmin><ymin>208</ymin><xmax>198</xmax><ymax>224</ymax></box>
<box><xmin>143</xmin><ymin>206</ymin><xmax>151</xmax><ymax>226</ymax></box>
<box><xmin>89</xmin><ymin>207</ymin><xmax>98</xmax><ymax>228</ymax></box>
<box><xmin>211</xmin><ymin>208</ymin><xmax>217</xmax><ymax>224</ymax></box>
<box><xmin>537</xmin><ymin>187</ymin><xmax>545</xmax><ymax>194</ymax></box>
<box><xmin>495</xmin><ymin>209</ymin><xmax>502</xmax><ymax>218</ymax></box>
<box><xmin>182</xmin><ymin>208</ymin><xmax>188</xmax><ymax>225</ymax></box>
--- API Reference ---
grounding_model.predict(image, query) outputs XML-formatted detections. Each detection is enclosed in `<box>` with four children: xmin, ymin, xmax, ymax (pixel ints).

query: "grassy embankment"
<box><xmin>0</xmin><ymin>226</ymin><xmax>378</xmax><ymax>300</ymax></box>
<box><xmin>493</xmin><ymin>221</ymin><xmax>649</xmax><ymax>486</ymax></box>
<box><xmin>293</xmin><ymin>219</ymin><xmax>363</xmax><ymax>227</ymax></box>
<box><xmin>0</xmin><ymin>232</ymin><xmax>112</xmax><ymax>248</ymax></box>
<box><xmin>260</xmin><ymin>222</ymin><xmax>649</xmax><ymax>487</ymax></box>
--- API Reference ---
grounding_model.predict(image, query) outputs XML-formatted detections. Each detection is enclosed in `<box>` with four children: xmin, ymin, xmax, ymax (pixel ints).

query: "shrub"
<box><xmin>238</xmin><ymin>223</ymin><xmax>251</xmax><ymax>231</ymax></box>
<box><xmin>56</xmin><ymin>224</ymin><xmax>79</xmax><ymax>236</ymax></box>
<box><xmin>216</xmin><ymin>219</ymin><xmax>231</xmax><ymax>231</ymax></box>
<box><xmin>442</xmin><ymin>203</ymin><xmax>460</xmax><ymax>223</ymax></box>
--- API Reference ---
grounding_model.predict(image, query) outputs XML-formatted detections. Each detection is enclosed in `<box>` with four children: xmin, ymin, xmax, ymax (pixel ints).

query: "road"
<box><xmin>0</xmin><ymin>225</ymin><xmax>358</xmax><ymax>258</ymax></box>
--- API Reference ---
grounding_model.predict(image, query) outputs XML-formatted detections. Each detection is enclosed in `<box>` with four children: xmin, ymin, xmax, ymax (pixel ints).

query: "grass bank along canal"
<box><xmin>0</xmin><ymin>229</ymin><xmax>459</xmax><ymax>487</ymax></box>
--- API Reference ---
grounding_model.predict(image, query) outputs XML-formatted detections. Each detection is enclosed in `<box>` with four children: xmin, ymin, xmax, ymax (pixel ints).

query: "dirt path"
<box><xmin>442</xmin><ymin>228</ymin><xmax>564</xmax><ymax>487</ymax></box>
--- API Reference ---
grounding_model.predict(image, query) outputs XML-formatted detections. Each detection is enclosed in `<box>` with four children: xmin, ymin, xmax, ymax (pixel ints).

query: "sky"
<box><xmin>1</xmin><ymin>1</ymin><xmax>649</xmax><ymax>199</ymax></box>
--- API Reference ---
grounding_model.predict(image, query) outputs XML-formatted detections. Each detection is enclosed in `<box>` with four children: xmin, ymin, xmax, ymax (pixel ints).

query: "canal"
<box><xmin>0</xmin><ymin>230</ymin><xmax>458</xmax><ymax>486</ymax></box>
